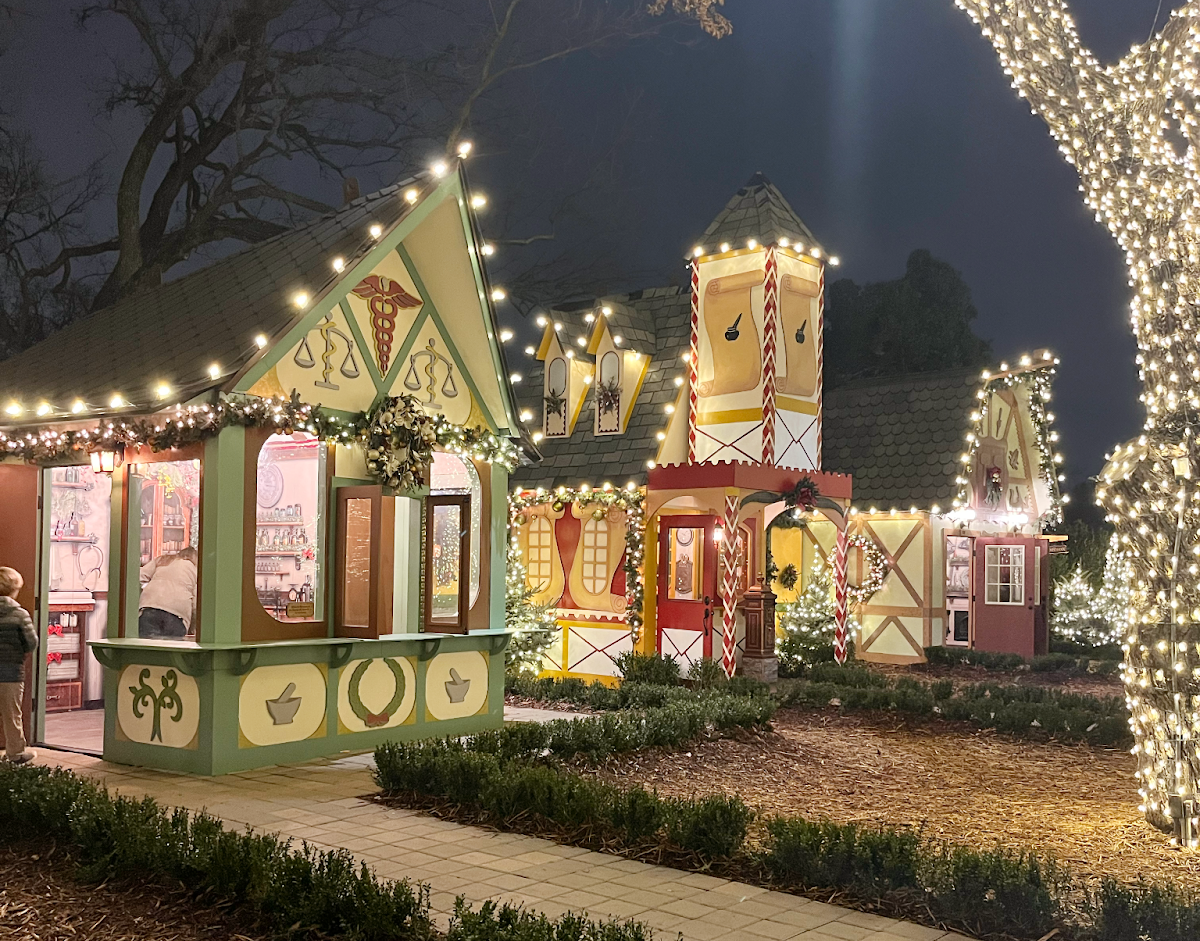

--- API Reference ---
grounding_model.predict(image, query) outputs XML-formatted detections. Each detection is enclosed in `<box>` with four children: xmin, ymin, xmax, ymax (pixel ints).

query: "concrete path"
<box><xmin>32</xmin><ymin>736</ymin><xmax>969</xmax><ymax>941</ymax></box>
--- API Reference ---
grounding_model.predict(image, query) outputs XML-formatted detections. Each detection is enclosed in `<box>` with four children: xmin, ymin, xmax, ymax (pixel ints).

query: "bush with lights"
<box><xmin>504</xmin><ymin>540</ymin><xmax>557</xmax><ymax>675</ymax></box>
<box><xmin>776</xmin><ymin>560</ymin><xmax>858</xmax><ymax>675</ymax></box>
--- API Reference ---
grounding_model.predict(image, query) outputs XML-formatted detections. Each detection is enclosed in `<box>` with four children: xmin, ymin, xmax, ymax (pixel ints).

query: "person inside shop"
<box><xmin>138</xmin><ymin>546</ymin><xmax>198</xmax><ymax>640</ymax></box>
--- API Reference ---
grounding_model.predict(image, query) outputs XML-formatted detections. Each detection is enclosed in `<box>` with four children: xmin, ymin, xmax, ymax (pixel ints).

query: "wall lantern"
<box><xmin>712</xmin><ymin>524</ymin><xmax>725</xmax><ymax>545</ymax></box>
<box><xmin>90</xmin><ymin>444</ymin><xmax>125</xmax><ymax>475</ymax></box>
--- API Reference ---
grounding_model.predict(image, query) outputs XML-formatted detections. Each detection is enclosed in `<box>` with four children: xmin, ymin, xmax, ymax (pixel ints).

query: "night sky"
<box><xmin>0</xmin><ymin>1</ymin><xmax>1171</xmax><ymax>485</ymax></box>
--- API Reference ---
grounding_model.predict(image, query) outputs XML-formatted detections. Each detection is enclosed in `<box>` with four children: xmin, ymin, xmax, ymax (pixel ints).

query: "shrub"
<box><xmin>1094</xmin><ymin>879</ymin><xmax>1200</xmax><ymax>941</ymax></box>
<box><xmin>1031</xmin><ymin>652</ymin><xmax>1085</xmax><ymax>673</ymax></box>
<box><xmin>448</xmin><ymin>899</ymin><xmax>653</xmax><ymax>941</ymax></box>
<box><xmin>924</xmin><ymin>844</ymin><xmax>1062</xmax><ymax>939</ymax></box>
<box><xmin>665</xmin><ymin>794</ymin><xmax>752</xmax><ymax>860</ymax></box>
<box><xmin>614</xmin><ymin>651</ymin><xmax>680</xmax><ymax>687</ymax></box>
<box><xmin>923</xmin><ymin>646</ymin><xmax>1026</xmax><ymax>671</ymax></box>
<box><xmin>764</xmin><ymin>817</ymin><xmax>921</xmax><ymax>894</ymax></box>
<box><xmin>1049</xmin><ymin>637</ymin><xmax>1123</xmax><ymax>661</ymax></box>
<box><xmin>687</xmin><ymin>657</ymin><xmax>728</xmax><ymax>690</ymax></box>
<box><xmin>805</xmin><ymin>661</ymin><xmax>885</xmax><ymax>688</ymax></box>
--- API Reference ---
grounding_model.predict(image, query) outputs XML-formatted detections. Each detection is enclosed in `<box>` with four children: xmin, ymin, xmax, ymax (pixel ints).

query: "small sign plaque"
<box><xmin>285</xmin><ymin>602</ymin><xmax>316</xmax><ymax>620</ymax></box>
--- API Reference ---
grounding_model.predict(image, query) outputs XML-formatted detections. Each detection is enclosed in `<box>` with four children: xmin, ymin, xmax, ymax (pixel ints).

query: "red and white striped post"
<box><xmin>688</xmin><ymin>263</ymin><xmax>700</xmax><ymax>465</ymax></box>
<box><xmin>762</xmin><ymin>245</ymin><xmax>778</xmax><ymax>466</ymax></box>
<box><xmin>832</xmin><ymin>526</ymin><xmax>849</xmax><ymax>665</ymax></box>
<box><xmin>720</xmin><ymin>493</ymin><xmax>739</xmax><ymax>678</ymax></box>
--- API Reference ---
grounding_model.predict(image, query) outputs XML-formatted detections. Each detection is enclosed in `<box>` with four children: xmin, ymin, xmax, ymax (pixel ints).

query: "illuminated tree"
<box><xmin>952</xmin><ymin>0</ymin><xmax>1200</xmax><ymax>835</ymax></box>
<box><xmin>504</xmin><ymin>538</ymin><xmax>557</xmax><ymax>675</ymax></box>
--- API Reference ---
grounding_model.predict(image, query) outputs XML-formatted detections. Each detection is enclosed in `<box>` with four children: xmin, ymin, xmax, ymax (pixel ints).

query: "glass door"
<box><xmin>424</xmin><ymin>495</ymin><xmax>469</xmax><ymax>633</ymax></box>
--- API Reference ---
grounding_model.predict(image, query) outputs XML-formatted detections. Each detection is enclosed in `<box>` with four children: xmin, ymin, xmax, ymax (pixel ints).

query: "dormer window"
<box><xmin>596</xmin><ymin>350</ymin><xmax>621</xmax><ymax>434</ymax></box>
<box><xmin>544</xmin><ymin>355</ymin><xmax>568</xmax><ymax>437</ymax></box>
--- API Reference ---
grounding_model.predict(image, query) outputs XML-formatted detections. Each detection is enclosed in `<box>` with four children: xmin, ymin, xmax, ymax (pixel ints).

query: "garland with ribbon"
<box><xmin>0</xmin><ymin>391</ymin><xmax>518</xmax><ymax>484</ymax></box>
<box><xmin>510</xmin><ymin>484</ymin><xmax>646</xmax><ymax>641</ymax></box>
<box><xmin>347</xmin><ymin>658</ymin><xmax>407</xmax><ymax>728</ymax></box>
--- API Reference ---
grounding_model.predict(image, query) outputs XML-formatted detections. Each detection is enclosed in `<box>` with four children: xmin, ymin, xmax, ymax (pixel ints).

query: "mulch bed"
<box><xmin>586</xmin><ymin>707</ymin><xmax>1200</xmax><ymax>892</ymax></box>
<box><xmin>0</xmin><ymin>843</ymin><xmax>266</xmax><ymax>941</ymax></box>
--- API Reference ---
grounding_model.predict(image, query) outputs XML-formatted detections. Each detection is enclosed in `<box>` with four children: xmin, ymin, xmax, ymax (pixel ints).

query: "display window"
<box><xmin>128</xmin><ymin>458</ymin><xmax>201</xmax><ymax>641</ymax></box>
<box><xmin>255</xmin><ymin>433</ymin><xmax>325</xmax><ymax>622</ymax></box>
<box><xmin>429</xmin><ymin>452</ymin><xmax>481</xmax><ymax>607</ymax></box>
<box><xmin>985</xmin><ymin>544</ymin><xmax>1024</xmax><ymax>605</ymax></box>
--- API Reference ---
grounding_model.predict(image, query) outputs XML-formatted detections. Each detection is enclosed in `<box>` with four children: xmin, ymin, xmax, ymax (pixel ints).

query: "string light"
<box><xmin>499</xmin><ymin>329</ymin><xmax>514</xmax><ymax>342</ymax></box>
<box><xmin>405</xmin><ymin>189</ymin><xmax>419</xmax><ymax>204</ymax></box>
<box><xmin>470</xmin><ymin>195</ymin><xmax>487</xmax><ymax>209</ymax></box>
<box><xmin>481</xmin><ymin>243</ymin><xmax>495</xmax><ymax>256</ymax></box>
<box><xmin>368</xmin><ymin>224</ymin><xmax>382</xmax><ymax>239</ymax></box>
<box><xmin>491</xmin><ymin>288</ymin><xmax>506</xmax><ymax>302</ymax></box>
<box><xmin>254</xmin><ymin>334</ymin><xmax>268</xmax><ymax>349</ymax></box>
<box><xmin>332</xmin><ymin>257</ymin><xmax>345</xmax><ymax>272</ymax></box>
<box><xmin>957</xmin><ymin>0</ymin><xmax>1200</xmax><ymax>836</ymax></box>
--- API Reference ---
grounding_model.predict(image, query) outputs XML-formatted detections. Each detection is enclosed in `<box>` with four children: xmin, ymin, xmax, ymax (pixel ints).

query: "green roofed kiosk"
<box><xmin>0</xmin><ymin>161</ymin><xmax>519</xmax><ymax>774</ymax></box>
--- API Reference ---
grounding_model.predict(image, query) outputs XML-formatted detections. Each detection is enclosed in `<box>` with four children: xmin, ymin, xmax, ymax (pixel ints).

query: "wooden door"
<box><xmin>335</xmin><ymin>486</ymin><xmax>394</xmax><ymax>639</ymax></box>
<box><xmin>971</xmin><ymin>536</ymin><xmax>1037</xmax><ymax>660</ymax></box>
<box><xmin>0</xmin><ymin>465</ymin><xmax>41</xmax><ymax>744</ymax></box>
<box><xmin>656</xmin><ymin>516</ymin><xmax>718</xmax><ymax>673</ymax></box>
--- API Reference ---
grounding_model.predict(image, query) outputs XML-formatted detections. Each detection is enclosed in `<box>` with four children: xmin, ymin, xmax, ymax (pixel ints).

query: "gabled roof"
<box><xmin>822</xmin><ymin>369</ymin><xmax>981</xmax><ymax>508</ymax></box>
<box><xmin>511</xmin><ymin>286</ymin><xmax>690</xmax><ymax>489</ymax></box>
<box><xmin>0</xmin><ymin>180</ymin><xmax>421</xmax><ymax>416</ymax></box>
<box><xmin>698</xmin><ymin>172</ymin><xmax>825</xmax><ymax>256</ymax></box>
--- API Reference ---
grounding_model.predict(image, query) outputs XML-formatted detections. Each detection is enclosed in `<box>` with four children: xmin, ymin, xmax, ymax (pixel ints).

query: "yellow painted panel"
<box><xmin>275</xmin><ymin>304</ymin><xmax>378</xmax><ymax>412</ymax></box>
<box><xmin>345</xmin><ymin>251</ymin><xmax>424</xmax><ymax>379</ymax></box>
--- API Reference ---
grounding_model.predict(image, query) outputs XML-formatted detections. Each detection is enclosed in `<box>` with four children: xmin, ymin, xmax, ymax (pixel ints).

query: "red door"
<box><xmin>657</xmin><ymin>516</ymin><xmax>718</xmax><ymax>673</ymax></box>
<box><xmin>0</xmin><ymin>465</ymin><xmax>41</xmax><ymax>745</ymax></box>
<box><xmin>971</xmin><ymin>536</ymin><xmax>1037</xmax><ymax>660</ymax></box>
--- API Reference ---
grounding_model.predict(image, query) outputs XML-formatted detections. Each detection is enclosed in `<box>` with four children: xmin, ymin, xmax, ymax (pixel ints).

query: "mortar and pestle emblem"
<box><xmin>266</xmin><ymin>683</ymin><xmax>302</xmax><ymax>725</ymax></box>
<box><xmin>724</xmin><ymin>313</ymin><xmax>743</xmax><ymax>342</ymax></box>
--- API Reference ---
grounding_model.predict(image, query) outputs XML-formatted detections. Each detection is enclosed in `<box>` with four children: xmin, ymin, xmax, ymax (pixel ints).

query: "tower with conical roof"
<box><xmin>681</xmin><ymin>172</ymin><xmax>834</xmax><ymax>471</ymax></box>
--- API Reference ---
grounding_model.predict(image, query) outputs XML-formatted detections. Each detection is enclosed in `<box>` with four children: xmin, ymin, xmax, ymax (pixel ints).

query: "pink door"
<box><xmin>971</xmin><ymin>536</ymin><xmax>1037</xmax><ymax>660</ymax></box>
<box><xmin>657</xmin><ymin>516</ymin><xmax>718</xmax><ymax>673</ymax></box>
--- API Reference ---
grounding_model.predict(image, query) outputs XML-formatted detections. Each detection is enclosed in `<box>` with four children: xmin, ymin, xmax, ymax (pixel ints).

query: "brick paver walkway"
<box><xmin>32</xmin><ymin>733</ymin><xmax>969</xmax><ymax>941</ymax></box>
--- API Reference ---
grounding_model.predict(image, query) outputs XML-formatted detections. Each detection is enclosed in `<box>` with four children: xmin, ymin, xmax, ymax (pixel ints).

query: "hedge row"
<box><xmin>375</xmin><ymin>737</ymin><xmax>1200</xmax><ymax>941</ymax></box>
<box><xmin>450</xmin><ymin>692</ymin><xmax>774</xmax><ymax>764</ymax></box>
<box><xmin>0</xmin><ymin>762</ymin><xmax>650</xmax><ymax>941</ymax></box>
<box><xmin>776</xmin><ymin>669</ymin><xmax>1131</xmax><ymax>748</ymax></box>
<box><xmin>923</xmin><ymin>645</ymin><xmax>1122</xmax><ymax>673</ymax></box>
<box><xmin>505</xmin><ymin>674</ymin><xmax>768</xmax><ymax>712</ymax></box>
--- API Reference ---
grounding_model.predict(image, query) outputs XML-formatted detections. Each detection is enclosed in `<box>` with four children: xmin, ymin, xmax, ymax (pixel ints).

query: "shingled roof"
<box><xmin>822</xmin><ymin>369</ymin><xmax>981</xmax><ymax>508</ymax></box>
<box><xmin>511</xmin><ymin>287</ymin><xmax>690</xmax><ymax>489</ymax></box>
<box><xmin>698</xmin><ymin>172</ymin><xmax>825</xmax><ymax>256</ymax></box>
<box><xmin>0</xmin><ymin>176</ymin><xmax>422</xmax><ymax>416</ymax></box>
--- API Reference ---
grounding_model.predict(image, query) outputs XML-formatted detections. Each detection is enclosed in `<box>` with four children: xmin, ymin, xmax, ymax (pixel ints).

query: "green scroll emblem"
<box><xmin>128</xmin><ymin>668</ymin><xmax>184</xmax><ymax>742</ymax></box>
<box><xmin>347</xmin><ymin>659</ymin><xmax>406</xmax><ymax>728</ymax></box>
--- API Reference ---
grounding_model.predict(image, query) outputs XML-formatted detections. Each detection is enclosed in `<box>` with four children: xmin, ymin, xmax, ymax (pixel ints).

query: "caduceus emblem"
<box><xmin>351</xmin><ymin>275</ymin><xmax>421</xmax><ymax>375</ymax></box>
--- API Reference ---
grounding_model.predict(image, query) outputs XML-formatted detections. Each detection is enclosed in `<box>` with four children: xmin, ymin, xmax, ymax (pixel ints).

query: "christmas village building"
<box><xmin>510</xmin><ymin>173</ymin><xmax>1066</xmax><ymax>680</ymax></box>
<box><xmin>0</xmin><ymin>158</ymin><xmax>522</xmax><ymax>773</ymax></box>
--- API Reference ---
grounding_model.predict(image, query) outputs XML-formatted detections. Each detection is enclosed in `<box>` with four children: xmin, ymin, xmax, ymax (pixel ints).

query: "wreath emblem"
<box><xmin>347</xmin><ymin>659</ymin><xmax>407</xmax><ymax>728</ymax></box>
<box><xmin>846</xmin><ymin>534</ymin><xmax>889</xmax><ymax>607</ymax></box>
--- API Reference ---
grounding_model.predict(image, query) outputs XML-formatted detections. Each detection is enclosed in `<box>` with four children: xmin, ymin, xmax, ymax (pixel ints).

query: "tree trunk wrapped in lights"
<box><xmin>953</xmin><ymin>0</ymin><xmax>1200</xmax><ymax>834</ymax></box>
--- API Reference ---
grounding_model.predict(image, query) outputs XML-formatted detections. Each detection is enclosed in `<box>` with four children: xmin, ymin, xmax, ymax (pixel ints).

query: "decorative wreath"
<box><xmin>362</xmin><ymin>395</ymin><xmax>439</xmax><ymax>492</ymax></box>
<box><xmin>347</xmin><ymin>659</ymin><xmax>407</xmax><ymax>728</ymax></box>
<box><xmin>846</xmin><ymin>533</ymin><xmax>889</xmax><ymax>606</ymax></box>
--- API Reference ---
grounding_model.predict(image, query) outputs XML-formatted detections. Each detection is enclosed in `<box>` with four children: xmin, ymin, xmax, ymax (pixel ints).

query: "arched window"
<box><xmin>527</xmin><ymin>516</ymin><xmax>553</xmax><ymax>590</ymax></box>
<box><xmin>580</xmin><ymin>517</ymin><xmax>610</xmax><ymax>595</ymax></box>
<box><xmin>596</xmin><ymin>351</ymin><xmax>620</xmax><ymax>434</ymax></box>
<box><xmin>429</xmin><ymin>452</ymin><xmax>481</xmax><ymax>608</ymax></box>
<box><xmin>545</xmin><ymin>357</ymin><xmax>568</xmax><ymax>437</ymax></box>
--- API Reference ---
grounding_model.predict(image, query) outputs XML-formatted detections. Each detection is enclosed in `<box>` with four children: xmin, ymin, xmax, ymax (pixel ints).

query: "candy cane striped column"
<box><xmin>762</xmin><ymin>245</ymin><xmax>778</xmax><ymax>466</ymax></box>
<box><xmin>688</xmin><ymin>264</ymin><xmax>700</xmax><ymax>464</ymax></box>
<box><xmin>832</xmin><ymin>526</ymin><xmax>849</xmax><ymax>665</ymax></box>
<box><xmin>721</xmin><ymin>494</ymin><xmax>739</xmax><ymax>678</ymax></box>
<box><xmin>816</xmin><ymin>261</ymin><xmax>825</xmax><ymax>469</ymax></box>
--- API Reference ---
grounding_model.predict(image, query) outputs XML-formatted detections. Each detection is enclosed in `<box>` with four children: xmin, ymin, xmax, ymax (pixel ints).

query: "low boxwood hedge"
<box><xmin>776</xmin><ymin>673</ymin><xmax>1131</xmax><ymax>748</ymax></box>
<box><xmin>0</xmin><ymin>762</ymin><xmax>650</xmax><ymax>941</ymax></box>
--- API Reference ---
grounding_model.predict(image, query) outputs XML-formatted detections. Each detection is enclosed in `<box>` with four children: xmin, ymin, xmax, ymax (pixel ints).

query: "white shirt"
<box><xmin>139</xmin><ymin>557</ymin><xmax>197</xmax><ymax>630</ymax></box>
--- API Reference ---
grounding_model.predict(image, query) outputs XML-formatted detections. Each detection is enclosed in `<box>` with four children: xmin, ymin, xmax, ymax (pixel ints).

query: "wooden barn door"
<box><xmin>971</xmin><ymin>536</ymin><xmax>1037</xmax><ymax>660</ymax></box>
<box><xmin>657</xmin><ymin>516</ymin><xmax>718</xmax><ymax>674</ymax></box>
